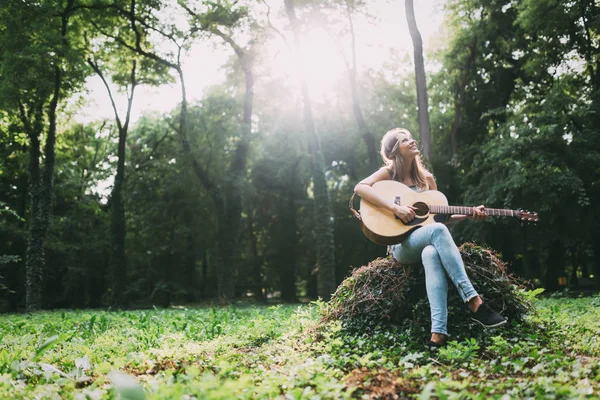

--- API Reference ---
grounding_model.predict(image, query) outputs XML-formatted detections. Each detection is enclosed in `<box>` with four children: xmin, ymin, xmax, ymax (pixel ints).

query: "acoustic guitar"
<box><xmin>351</xmin><ymin>180</ymin><xmax>539</xmax><ymax>245</ymax></box>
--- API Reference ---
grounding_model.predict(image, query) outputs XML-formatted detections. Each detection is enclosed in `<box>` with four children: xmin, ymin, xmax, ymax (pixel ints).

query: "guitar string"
<box><xmin>430</xmin><ymin>205</ymin><xmax>516</xmax><ymax>216</ymax></box>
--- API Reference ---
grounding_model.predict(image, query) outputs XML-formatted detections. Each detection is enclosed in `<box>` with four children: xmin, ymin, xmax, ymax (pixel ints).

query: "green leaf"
<box><xmin>108</xmin><ymin>371</ymin><xmax>145</xmax><ymax>400</ymax></box>
<box><xmin>523</xmin><ymin>288</ymin><xmax>545</xmax><ymax>301</ymax></box>
<box><xmin>32</xmin><ymin>335</ymin><xmax>63</xmax><ymax>361</ymax></box>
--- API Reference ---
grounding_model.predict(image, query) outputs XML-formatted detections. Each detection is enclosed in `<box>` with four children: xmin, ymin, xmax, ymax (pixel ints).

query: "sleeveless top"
<box><xmin>385</xmin><ymin>167</ymin><xmax>429</xmax><ymax>192</ymax></box>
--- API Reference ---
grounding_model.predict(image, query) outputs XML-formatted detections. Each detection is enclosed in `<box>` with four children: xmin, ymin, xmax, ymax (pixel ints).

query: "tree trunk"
<box><xmin>215</xmin><ymin>206</ymin><xmax>236</xmax><ymax>302</ymax></box>
<box><xmin>449</xmin><ymin>40</ymin><xmax>477</xmax><ymax>161</ymax></box>
<box><xmin>279</xmin><ymin>169</ymin><xmax>299</xmax><ymax>302</ymax></box>
<box><xmin>109</xmin><ymin>150</ymin><xmax>127</xmax><ymax>306</ymax></box>
<box><xmin>201</xmin><ymin>251</ymin><xmax>208</xmax><ymax>299</ymax></box>
<box><xmin>110</xmin><ymin>96</ymin><xmax>134</xmax><ymax>307</ymax></box>
<box><xmin>545</xmin><ymin>240</ymin><xmax>565</xmax><ymax>291</ymax></box>
<box><xmin>184</xmin><ymin>232</ymin><xmax>197</xmax><ymax>302</ymax></box>
<box><xmin>210</xmin><ymin>30</ymin><xmax>255</xmax><ymax>302</ymax></box>
<box><xmin>89</xmin><ymin>58</ymin><xmax>137</xmax><ymax>307</ymax></box>
<box><xmin>307</xmin><ymin>252</ymin><xmax>318</xmax><ymax>299</ymax></box>
<box><xmin>279</xmin><ymin>202</ymin><xmax>298</xmax><ymax>302</ymax></box>
<box><xmin>449</xmin><ymin>39</ymin><xmax>477</xmax><ymax>161</ymax></box>
<box><xmin>247</xmin><ymin>211</ymin><xmax>264</xmax><ymax>302</ymax></box>
<box><xmin>24</xmin><ymin>0</ymin><xmax>74</xmax><ymax>311</ymax></box>
<box><xmin>285</xmin><ymin>0</ymin><xmax>337</xmax><ymax>301</ymax></box>
<box><xmin>25</xmin><ymin>53</ymin><xmax>63</xmax><ymax>311</ymax></box>
<box><xmin>24</xmin><ymin>103</ymin><xmax>45</xmax><ymax>311</ymax></box>
<box><xmin>569</xmin><ymin>249</ymin><xmax>578</xmax><ymax>288</ymax></box>
<box><xmin>593</xmin><ymin>232</ymin><xmax>600</xmax><ymax>288</ymax></box>
<box><xmin>173</xmin><ymin>66</ymin><xmax>240</xmax><ymax>301</ymax></box>
<box><xmin>405</xmin><ymin>0</ymin><xmax>432</xmax><ymax>163</ymax></box>
<box><xmin>217</xmin><ymin>120</ymin><xmax>251</xmax><ymax>302</ymax></box>
<box><xmin>213</xmin><ymin>68</ymin><xmax>252</xmax><ymax>303</ymax></box>
<box><xmin>345</xmin><ymin>0</ymin><xmax>378</xmax><ymax>172</ymax></box>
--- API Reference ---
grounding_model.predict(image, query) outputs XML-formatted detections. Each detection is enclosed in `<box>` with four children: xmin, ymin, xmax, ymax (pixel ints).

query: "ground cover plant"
<box><xmin>1</xmin><ymin>293</ymin><xmax>599</xmax><ymax>399</ymax></box>
<box><xmin>322</xmin><ymin>243</ymin><xmax>532</xmax><ymax>335</ymax></box>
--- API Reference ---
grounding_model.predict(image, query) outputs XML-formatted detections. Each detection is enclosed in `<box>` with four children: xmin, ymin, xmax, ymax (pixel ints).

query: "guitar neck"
<box><xmin>429</xmin><ymin>205</ymin><xmax>516</xmax><ymax>217</ymax></box>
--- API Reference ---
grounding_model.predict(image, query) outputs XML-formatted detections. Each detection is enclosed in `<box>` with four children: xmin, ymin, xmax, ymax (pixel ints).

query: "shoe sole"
<box><xmin>426</xmin><ymin>341</ymin><xmax>445</xmax><ymax>348</ymax></box>
<box><xmin>470</xmin><ymin>318</ymin><xmax>508</xmax><ymax>329</ymax></box>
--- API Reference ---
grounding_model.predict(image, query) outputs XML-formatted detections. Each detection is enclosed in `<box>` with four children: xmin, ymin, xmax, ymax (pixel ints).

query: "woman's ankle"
<box><xmin>467</xmin><ymin>296</ymin><xmax>483</xmax><ymax>312</ymax></box>
<box><xmin>430</xmin><ymin>333</ymin><xmax>447</xmax><ymax>344</ymax></box>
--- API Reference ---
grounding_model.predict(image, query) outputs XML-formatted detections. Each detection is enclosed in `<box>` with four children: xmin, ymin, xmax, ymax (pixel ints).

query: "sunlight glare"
<box><xmin>76</xmin><ymin>0</ymin><xmax>444</xmax><ymax>123</ymax></box>
<box><xmin>295</xmin><ymin>29</ymin><xmax>347</xmax><ymax>100</ymax></box>
<box><xmin>262</xmin><ymin>29</ymin><xmax>348</xmax><ymax>102</ymax></box>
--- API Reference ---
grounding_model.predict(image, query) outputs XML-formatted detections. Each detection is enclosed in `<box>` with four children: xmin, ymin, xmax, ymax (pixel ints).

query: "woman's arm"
<box><xmin>447</xmin><ymin>206</ymin><xmax>487</xmax><ymax>224</ymax></box>
<box><xmin>426</xmin><ymin>176</ymin><xmax>486</xmax><ymax>223</ymax></box>
<box><xmin>446</xmin><ymin>215</ymin><xmax>469</xmax><ymax>224</ymax></box>
<box><xmin>354</xmin><ymin>168</ymin><xmax>417</xmax><ymax>223</ymax></box>
<box><xmin>353</xmin><ymin>168</ymin><xmax>396</xmax><ymax>212</ymax></box>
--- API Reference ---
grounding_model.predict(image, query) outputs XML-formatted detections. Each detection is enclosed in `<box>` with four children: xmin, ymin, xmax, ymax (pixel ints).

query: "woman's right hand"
<box><xmin>392</xmin><ymin>204</ymin><xmax>417</xmax><ymax>224</ymax></box>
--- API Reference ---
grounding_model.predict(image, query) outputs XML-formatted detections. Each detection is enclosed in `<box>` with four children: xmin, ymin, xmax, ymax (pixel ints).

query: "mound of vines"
<box><xmin>322</xmin><ymin>242</ymin><xmax>533</xmax><ymax>334</ymax></box>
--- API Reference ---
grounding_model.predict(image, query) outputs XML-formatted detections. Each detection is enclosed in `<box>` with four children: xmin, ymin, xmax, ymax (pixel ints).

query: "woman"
<box><xmin>354</xmin><ymin>128</ymin><xmax>506</xmax><ymax>347</ymax></box>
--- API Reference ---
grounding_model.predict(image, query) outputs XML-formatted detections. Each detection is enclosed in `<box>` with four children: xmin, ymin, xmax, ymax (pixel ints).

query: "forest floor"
<box><xmin>1</xmin><ymin>295</ymin><xmax>599</xmax><ymax>399</ymax></box>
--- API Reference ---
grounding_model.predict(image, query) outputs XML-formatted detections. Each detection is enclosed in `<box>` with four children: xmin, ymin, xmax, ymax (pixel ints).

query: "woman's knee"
<box><xmin>421</xmin><ymin>245</ymin><xmax>444</xmax><ymax>274</ymax></box>
<box><xmin>430</xmin><ymin>222</ymin><xmax>449</xmax><ymax>233</ymax></box>
<box><xmin>421</xmin><ymin>244</ymin><xmax>439</xmax><ymax>261</ymax></box>
<box><xmin>429</xmin><ymin>222</ymin><xmax>451</xmax><ymax>240</ymax></box>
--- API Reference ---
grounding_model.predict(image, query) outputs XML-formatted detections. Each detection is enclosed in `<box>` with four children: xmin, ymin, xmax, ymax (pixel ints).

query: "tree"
<box><xmin>0</xmin><ymin>0</ymin><xmax>87</xmax><ymax>310</ymax></box>
<box><xmin>515</xmin><ymin>0</ymin><xmax>600</xmax><ymax>287</ymax></box>
<box><xmin>284</xmin><ymin>0</ymin><xmax>337</xmax><ymax>300</ymax></box>
<box><xmin>85</xmin><ymin>11</ymin><xmax>169</xmax><ymax>305</ymax></box>
<box><xmin>182</xmin><ymin>0</ymin><xmax>260</xmax><ymax>301</ymax></box>
<box><xmin>0</xmin><ymin>201</ymin><xmax>21</xmax><ymax>303</ymax></box>
<box><xmin>49</xmin><ymin>122</ymin><xmax>112</xmax><ymax>308</ymax></box>
<box><xmin>440</xmin><ymin>0</ymin><xmax>600</xmax><ymax>289</ymax></box>
<box><xmin>404</xmin><ymin>0</ymin><xmax>432</xmax><ymax>163</ymax></box>
<box><xmin>86</xmin><ymin>59</ymin><xmax>134</xmax><ymax>306</ymax></box>
<box><xmin>338</xmin><ymin>0</ymin><xmax>378</xmax><ymax>172</ymax></box>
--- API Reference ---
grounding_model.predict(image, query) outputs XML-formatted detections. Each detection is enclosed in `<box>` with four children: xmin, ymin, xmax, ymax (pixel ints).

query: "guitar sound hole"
<box><xmin>412</xmin><ymin>202</ymin><xmax>430</xmax><ymax>217</ymax></box>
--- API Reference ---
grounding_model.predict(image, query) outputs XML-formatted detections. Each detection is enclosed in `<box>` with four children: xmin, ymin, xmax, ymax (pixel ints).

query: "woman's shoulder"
<box><xmin>356</xmin><ymin>167</ymin><xmax>393</xmax><ymax>187</ymax></box>
<box><xmin>376</xmin><ymin>167</ymin><xmax>394</xmax><ymax>181</ymax></box>
<box><xmin>382</xmin><ymin>167</ymin><xmax>393</xmax><ymax>178</ymax></box>
<box><xmin>424</xmin><ymin>172</ymin><xmax>437</xmax><ymax>190</ymax></box>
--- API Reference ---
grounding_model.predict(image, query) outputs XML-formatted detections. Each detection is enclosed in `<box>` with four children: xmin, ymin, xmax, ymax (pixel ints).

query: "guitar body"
<box><xmin>359</xmin><ymin>180</ymin><xmax>449</xmax><ymax>245</ymax></box>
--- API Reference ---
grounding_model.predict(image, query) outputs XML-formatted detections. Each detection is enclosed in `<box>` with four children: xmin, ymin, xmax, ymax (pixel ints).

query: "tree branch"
<box><xmin>134</xmin><ymin>128</ymin><xmax>171</xmax><ymax>171</ymax></box>
<box><xmin>123</xmin><ymin>60</ymin><xmax>138</xmax><ymax>134</ymax></box>
<box><xmin>87</xmin><ymin>57</ymin><xmax>123</xmax><ymax>132</ymax></box>
<box><xmin>260</xmin><ymin>0</ymin><xmax>291</xmax><ymax>50</ymax></box>
<box><xmin>211</xmin><ymin>27</ymin><xmax>245</xmax><ymax>62</ymax></box>
<box><xmin>89</xmin><ymin>3</ymin><xmax>180</xmax><ymax>72</ymax></box>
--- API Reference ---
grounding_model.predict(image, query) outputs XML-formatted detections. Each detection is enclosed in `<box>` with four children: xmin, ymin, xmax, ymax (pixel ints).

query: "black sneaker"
<box><xmin>470</xmin><ymin>303</ymin><xmax>507</xmax><ymax>328</ymax></box>
<box><xmin>426</xmin><ymin>340</ymin><xmax>446</xmax><ymax>350</ymax></box>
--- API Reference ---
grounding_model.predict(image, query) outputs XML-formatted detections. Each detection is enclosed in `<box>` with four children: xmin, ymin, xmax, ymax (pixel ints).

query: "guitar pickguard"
<box><xmin>433</xmin><ymin>214</ymin><xmax>449</xmax><ymax>223</ymax></box>
<box><xmin>406</xmin><ymin>216</ymin><xmax>427</xmax><ymax>226</ymax></box>
<box><xmin>393</xmin><ymin>199</ymin><xmax>432</xmax><ymax>226</ymax></box>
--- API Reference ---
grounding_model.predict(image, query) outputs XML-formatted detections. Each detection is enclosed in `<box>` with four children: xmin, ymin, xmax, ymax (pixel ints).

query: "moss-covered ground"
<box><xmin>1</xmin><ymin>295</ymin><xmax>599</xmax><ymax>399</ymax></box>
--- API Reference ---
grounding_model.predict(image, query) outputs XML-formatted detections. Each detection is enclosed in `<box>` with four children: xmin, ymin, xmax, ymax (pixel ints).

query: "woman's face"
<box><xmin>397</xmin><ymin>134</ymin><xmax>419</xmax><ymax>159</ymax></box>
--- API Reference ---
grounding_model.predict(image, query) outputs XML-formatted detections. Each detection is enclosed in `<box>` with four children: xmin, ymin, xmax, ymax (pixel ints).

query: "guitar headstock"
<box><xmin>516</xmin><ymin>209</ymin><xmax>539</xmax><ymax>224</ymax></box>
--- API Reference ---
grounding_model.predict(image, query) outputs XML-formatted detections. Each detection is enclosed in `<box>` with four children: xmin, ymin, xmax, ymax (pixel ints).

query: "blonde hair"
<box><xmin>380</xmin><ymin>128</ymin><xmax>430</xmax><ymax>189</ymax></box>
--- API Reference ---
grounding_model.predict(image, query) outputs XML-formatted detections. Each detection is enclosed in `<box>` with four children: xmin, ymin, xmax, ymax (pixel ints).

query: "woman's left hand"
<box><xmin>471</xmin><ymin>205</ymin><xmax>487</xmax><ymax>221</ymax></box>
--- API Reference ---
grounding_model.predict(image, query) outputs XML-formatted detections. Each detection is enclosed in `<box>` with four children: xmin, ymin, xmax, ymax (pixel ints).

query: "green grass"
<box><xmin>0</xmin><ymin>296</ymin><xmax>599</xmax><ymax>399</ymax></box>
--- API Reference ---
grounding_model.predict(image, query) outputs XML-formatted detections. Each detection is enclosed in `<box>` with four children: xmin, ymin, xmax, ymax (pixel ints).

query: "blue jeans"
<box><xmin>391</xmin><ymin>223</ymin><xmax>479</xmax><ymax>336</ymax></box>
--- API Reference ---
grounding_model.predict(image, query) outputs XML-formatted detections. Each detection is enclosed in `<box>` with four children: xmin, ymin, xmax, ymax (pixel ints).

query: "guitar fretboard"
<box><xmin>429</xmin><ymin>205</ymin><xmax>515</xmax><ymax>217</ymax></box>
